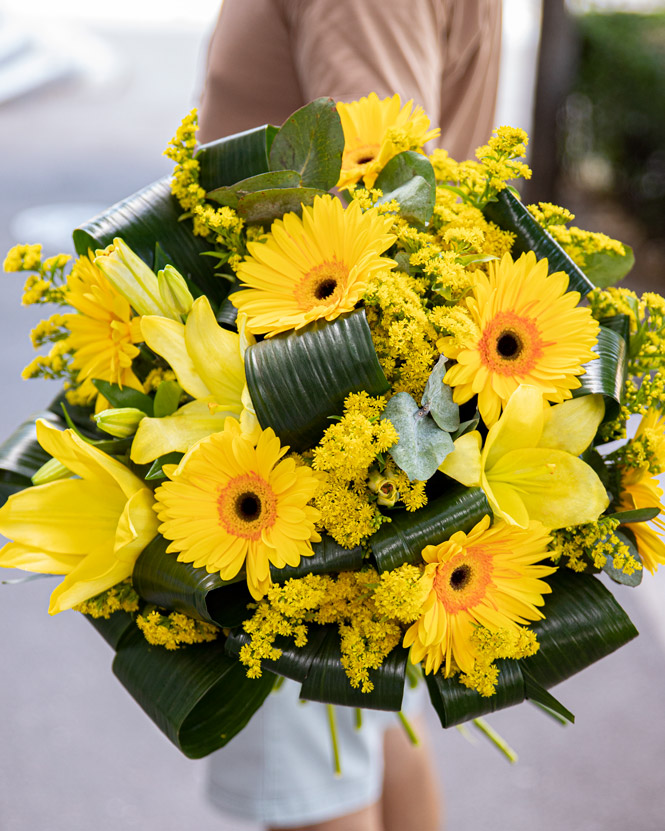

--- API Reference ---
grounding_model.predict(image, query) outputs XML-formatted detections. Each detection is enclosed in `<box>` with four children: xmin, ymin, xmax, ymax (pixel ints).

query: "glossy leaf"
<box><xmin>574</xmin><ymin>325</ymin><xmax>627</xmax><ymax>420</ymax></box>
<box><xmin>113</xmin><ymin>627</ymin><xmax>276</xmax><ymax>758</ymax></box>
<box><xmin>196</xmin><ymin>125</ymin><xmax>278</xmax><ymax>191</ymax></box>
<box><xmin>426</xmin><ymin>659</ymin><xmax>525</xmax><ymax>728</ymax></box>
<box><xmin>375</xmin><ymin>151</ymin><xmax>436</xmax><ymax>225</ymax></box>
<box><xmin>0</xmin><ymin>409</ymin><xmax>65</xmax><ymax>484</ymax></box>
<box><xmin>522</xmin><ymin>669</ymin><xmax>575</xmax><ymax>724</ymax></box>
<box><xmin>225</xmin><ymin>627</ymin><xmax>330</xmax><ymax>684</ymax></box>
<box><xmin>371</xmin><ymin>485</ymin><xmax>490</xmax><ymax>572</ymax></box>
<box><xmin>245</xmin><ymin>309</ymin><xmax>389</xmax><ymax>452</ymax></box>
<box><xmin>153</xmin><ymin>380</ymin><xmax>182</xmax><ymax>418</ymax></box>
<box><xmin>268</xmin><ymin>98</ymin><xmax>344</xmax><ymax>191</ymax></box>
<box><xmin>602</xmin><ymin>529</ymin><xmax>643</xmax><ymax>587</ymax></box>
<box><xmin>383</xmin><ymin>392</ymin><xmax>454</xmax><ymax>481</ymax></box>
<box><xmin>92</xmin><ymin>380</ymin><xmax>154</xmax><ymax>416</ymax></box>
<box><xmin>85</xmin><ymin>611</ymin><xmax>136</xmax><ymax>651</ymax></box>
<box><xmin>132</xmin><ymin>536</ymin><xmax>253</xmax><ymax>628</ymax></box>
<box><xmin>300</xmin><ymin>627</ymin><xmax>408</xmax><ymax>711</ymax></box>
<box><xmin>483</xmin><ymin>189</ymin><xmax>595</xmax><ymax>296</ymax></box>
<box><xmin>270</xmin><ymin>534</ymin><xmax>364</xmax><ymax>583</ymax></box>
<box><xmin>145</xmin><ymin>451</ymin><xmax>183</xmax><ymax>481</ymax></box>
<box><xmin>522</xmin><ymin>569</ymin><xmax>638</xmax><ymax>688</ymax></box>
<box><xmin>606</xmin><ymin>507</ymin><xmax>660</xmax><ymax>524</ymax></box>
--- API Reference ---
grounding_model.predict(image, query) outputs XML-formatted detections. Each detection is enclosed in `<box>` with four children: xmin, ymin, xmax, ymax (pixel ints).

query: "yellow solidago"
<box><xmin>4</xmin><ymin>243</ymin><xmax>45</xmax><ymax>273</ymax></box>
<box><xmin>312</xmin><ymin>393</ymin><xmax>397</xmax><ymax>547</ymax></box>
<box><xmin>74</xmin><ymin>580</ymin><xmax>140</xmax><ymax>619</ymax></box>
<box><xmin>459</xmin><ymin>626</ymin><xmax>540</xmax><ymax>697</ymax></box>
<box><xmin>164</xmin><ymin>109</ymin><xmax>246</xmax><ymax>268</ymax></box>
<box><xmin>240</xmin><ymin>566</ymin><xmax>427</xmax><ymax>693</ymax></box>
<box><xmin>614</xmin><ymin>407</ymin><xmax>665</xmax><ymax>475</ymax></box>
<box><xmin>364</xmin><ymin>269</ymin><xmax>439</xmax><ymax>400</ymax></box>
<box><xmin>136</xmin><ymin>609</ymin><xmax>219</xmax><ymax>650</ymax></box>
<box><xmin>549</xmin><ymin>517</ymin><xmax>640</xmax><ymax>575</ymax></box>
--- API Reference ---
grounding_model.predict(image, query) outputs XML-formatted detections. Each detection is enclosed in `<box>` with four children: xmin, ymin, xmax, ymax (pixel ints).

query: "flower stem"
<box><xmin>327</xmin><ymin>704</ymin><xmax>342</xmax><ymax>776</ymax></box>
<box><xmin>472</xmin><ymin>717</ymin><xmax>518</xmax><ymax>763</ymax></box>
<box><xmin>397</xmin><ymin>711</ymin><xmax>420</xmax><ymax>746</ymax></box>
<box><xmin>354</xmin><ymin>708</ymin><xmax>363</xmax><ymax>730</ymax></box>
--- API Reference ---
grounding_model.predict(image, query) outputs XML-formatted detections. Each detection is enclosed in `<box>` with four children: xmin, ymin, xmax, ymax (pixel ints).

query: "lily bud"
<box><xmin>158</xmin><ymin>265</ymin><xmax>194</xmax><ymax>319</ymax></box>
<box><xmin>368</xmin><ymin>469</ymin><xmax>399</xmax><ymax>508</ymax></box>
<box><xmin>31</xmin><ymin>457</ymin><xmax>72</xmax><ymax>485</ymax></box>
<box><xmin>93</xmin><ymin>407</ymin><xmax>146</xmax><ymax>438</ymax></box>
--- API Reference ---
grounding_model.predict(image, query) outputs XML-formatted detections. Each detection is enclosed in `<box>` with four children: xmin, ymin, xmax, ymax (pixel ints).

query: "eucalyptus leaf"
<box><xmin>582</xmin><ymin>244</ymin><xmax>635</xmax><ymax>288</ymax></box>
<box><xmin>236</xmin><ymin>187</ymin><xmax>328</xmax><ymax>224</ymax></box>
<box><xmin>113</xmin><ymin>627</ymin><xmax>276</xmax><ymax>758</ymax></box>
<box><xmin>375</xmin><ymin>151</ymin><xmax>436</xmax><ymax>225</ymax></box>
<box><xmin>383</xmin><ymin>392</ymin><xmax>454</xmax><ymax>481</ymax></box>
<box><xmin>421</xmin><ymin>356</ymin><xmax>460</xmax><ymax>432</ymax></box>
<box><xmin>268</xmin><ymin>98</ymin><xmax>344</xmax><ymax>191</ymax></box>
<box><xmin>153</xmin><ymin>380</ymin><xmax>183</xmax><ymax>418</ymax></box>
<box><xmin>483</xmin><ymin>189</ymin><xmax>595</xmax><ymax>296</ymax></box>
<box><xmin>207</xmin><ymin>170</ymin><xmax>303</xmax><ymax>207</ymax></box>
<box><xmin>371</xmin><ymin>485</ymin><xmax>490</xmax><ymax>572</ymax></box>
<box><xmin>245</xmin><ymin>309</ymin><xmax>389</xmax><ymax>452</ymax></box>
<box><xmin>92</xmin><ymin>380</ymin><xmax>154</xmax><ymax>416</ymax></box>
<box><xmin>602</xmin><ymin>529</ymin><xmax>643</xmax><ymax>587</ymax></box>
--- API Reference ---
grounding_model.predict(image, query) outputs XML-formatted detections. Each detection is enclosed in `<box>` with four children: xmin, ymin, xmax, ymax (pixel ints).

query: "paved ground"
<box><xmin>0</xmin><ymin>18</ymin><xmax>664</xmax><ymax>831</ymax></box>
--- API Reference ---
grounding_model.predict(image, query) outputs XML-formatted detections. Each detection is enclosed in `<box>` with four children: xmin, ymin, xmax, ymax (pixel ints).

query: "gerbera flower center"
<box><xmin>479</xmin><ymin>310</ymin><xmax>545</xmax><ymax>376</ymax></box>
<box><xmin>345</xmin><ymin>143</ymin><xmax>380</xmax><ymax>167</ymax></box>
<box><xmin>432</xmin><ymin>547</ymin><xmax>493</xmax><ymax>615</ymax></box>
<box><xmin>217</xmin><ymin>472</ymin><xmax>277</xmax><ymax>540</ymax></box>
<box><xmin>294</xmin><ymin>257</ymin><xmax>349</xmax><ymax>311</ymax></box>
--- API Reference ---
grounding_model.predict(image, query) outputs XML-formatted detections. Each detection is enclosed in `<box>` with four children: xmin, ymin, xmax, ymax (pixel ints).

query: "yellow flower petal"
<box><xmin>141</xmin><ymin>315</ymin><xmax>210</xmax><ymax>400</ymax></box>
<box><xmin>438</xmin><ymin>431</ymin><xmax>482</xmax><ymax>486</ymax></box>
<box><xmin>539</xmin><ymin>393</ymin><xmax>605</xmax><ymax>456</ymax></box>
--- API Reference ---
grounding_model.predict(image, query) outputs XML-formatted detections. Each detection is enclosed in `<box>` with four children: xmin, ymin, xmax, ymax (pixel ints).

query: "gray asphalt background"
<box><xmin>0</xmin><ymin>20</ymin><xmax>664</xmax><ymax>831</ymax></box>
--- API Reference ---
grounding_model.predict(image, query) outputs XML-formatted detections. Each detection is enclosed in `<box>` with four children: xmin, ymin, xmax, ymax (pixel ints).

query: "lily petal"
<box><xmin>438</xmin><ymin>431</ymin><xmax>482</xmax><ymax>486</ymax></box>
<box><xmin>141</xmin><ymin>315</ymin><xmax>210</xmax><ymax>400</ymax></box>
<box><xmin>0</xmin><ymin>541</ymin><xmax>81</xmax><ymax>575</ymax></box>
<box><xmin>539</xmin><ymin>393</ymin><xmax>605</xmax><ymax>456</ymax></box>
<box><xmin>483</xmin><ymin>385</ymin><xmax>545</xmax><ymax>470</ymax></box>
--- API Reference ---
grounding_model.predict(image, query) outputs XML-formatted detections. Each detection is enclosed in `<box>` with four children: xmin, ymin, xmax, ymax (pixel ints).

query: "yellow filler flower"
<box><xmin>618</xmin><ymin>409</ymin><xmax>665</xmax><ymax>574</ymax></box>
<box><xmin>231</xmin><ymin>195</ymin><xmax>396</xmax><ymax>337</ymax></box>
<box><xmin>0</xmin><ymin>420</ymin><xmax>158</xmax><ymax>614</ymax></box>
<box><xmin>442</xmin><ymin>251</ymin><xmax>600</xmax><ymax>426</ymax></box>
<box><xmin>336</xmin><ymin>92</ymin><xmax>440</xmax><ymax>189</ymax></box>
<box><xmin>440</xmin><ymin>385</ymin><xmax>609</xmax><ymax>529</ymax></box>
<box><xmin>130</xmin><ymin>295</ymin><xmax>250</xmax><ymax>464</ymax></box>
<box><xmin>63</xmin><ymin>254</ymin><xmax>144</xmax><ymax>409</ymax></box>
<box><xmin>404</xmin><ymin>515</ymin><xmax>554</xmax><ymax>675</ymax></box>
<box><xmin>154</xmin><ymin>418</ymin><xmax>321</xmax><ymax>600</ymax></box>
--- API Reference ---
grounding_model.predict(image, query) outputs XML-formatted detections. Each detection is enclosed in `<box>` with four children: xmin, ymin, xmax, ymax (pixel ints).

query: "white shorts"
<box><xmin>207</xmin><ymin>678</ymin><xmax>424</xmax><ymax>828</ymax></box>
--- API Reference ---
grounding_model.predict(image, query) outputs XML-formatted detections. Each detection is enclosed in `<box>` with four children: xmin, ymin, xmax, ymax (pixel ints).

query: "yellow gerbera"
<box><xmin>154</xmin><ymin>418</ymin><xmax>322</xmax><ymax>600</ymax></box>
<box><xmin>0</xmin><ymin>420</ymin><xmax>158</xmax><ymax>614</ymax></box>
<box><xmin>336</xmin><ymin>92</ymin><xmax>440</xmax><ymax>190</ymax></box>
<box><xmin>618</xmin><ymin>409</ymin><xmax>665</xmax><ymax>574</ymax></box>
<box><xmin>442</xmin><ymin>251</ymin><xmax>600</xmax><ymax>426</ymax></box>
<box><xmin>230</xmin><ymin>195</ymin><xmax>395</xmax><ymax>337</ymax></box>
<box><xmin>63</xmin><ymin>254</ymin><xmax>144</xmax><ymax>409</ymax></box>
<box><xmin>403</xmin><ymin>515</ymin><xmax>555</xmax><ymax>675</ymax></box>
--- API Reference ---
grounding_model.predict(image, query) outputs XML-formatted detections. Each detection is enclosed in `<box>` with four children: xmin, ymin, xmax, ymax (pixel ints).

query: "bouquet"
<box><xmin>1</xmin><ymin>94</ymin><xmax>660</xmax><ymax>760</ymax></box>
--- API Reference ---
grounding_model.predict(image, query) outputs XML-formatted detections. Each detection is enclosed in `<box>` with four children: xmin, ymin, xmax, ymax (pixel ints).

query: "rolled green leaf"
<box><xmin>73</xmin><ymin>179</ymin><xmax>227</xmax><ymax>304</ymax></box>
<box><xmin>268</xmin><ymin>97</ymin><xmax>344</xmax><ymax>191</ymax></box>
<box><xmin>197</xmin><ymin>124</ymin><xmax>278</xmax><ymax>191</ymax></box>
<box><xmin>522</xmin><ymin>569</ymin><xmax>638</xmax><ymax>688</ymax></box>
<box><xmin>483</xmin><ymin>189</ymin><xmax>595</xmax><ymax>296</ymax></box>
<box><xmin>245</xmin><ymin>309</ymin><xmax>390</xmax><ymax>452</ymax></box>
<box><xmin>133</xmin><ymin>536</ymin><xmax>252</xmax><ymax>628</ymax></box>
<box><xmin>112</xmin><ymin>628</ymin><xmax>276</xmax><ymax>758</ymax></box>
<box><xmin>85</xmin><ymin>611</ymin><xmax>136</xmax><ymax>650</ymax></box>
<box><xmin>574</xmin><ymin>325</ymin><xmax>627</xmax><ymax>421</ymax></box>
<box><xmin>299</xmin><ymin>627</ymin><xmax>408</xmax><ymax>711</ymax></box>
<box><xmin>225</xmin><ymin>627</ymin><xmax>330</xmax><ymax>684</ymax></box>
<box><xmin>375</xmin><ymin>151</ymin><xmax>436</xmax><ymax>226</ymax></box>
<box><xmin>371</xmin><ymin>485</ymin><xmax>490</xmax><ymax>572</ymax></box>
<box><xmin>270</xmin><ymin>534</ymin><xmax>364</xmax><ymax>583</ymax></box>
<box><xmin>0</xmin><ymin>409</ymin><xmax>65</xmax><ymax>483</ymax></box>
<box><xmin>426</xmin><ymin>659</ymin><xmax>525</xmax><ymax>728</ymax></box>
<box><xmin>522</xmin><ymin>669</ymin><xmax>575</xmax><ymax>724</ymax></box>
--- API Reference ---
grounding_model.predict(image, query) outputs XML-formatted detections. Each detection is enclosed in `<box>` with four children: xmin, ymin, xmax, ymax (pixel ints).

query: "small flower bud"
<box><xmin>93</xmin><ymin>407</ymin><xmax>146</xmax><ymax>438</ymax></box>
<box><xmin>368</xmin><ymin>469</ymin><xmax>399</xmax><ymax>507</ymax></box>
<box><xmin>158</xmin><ymin>265</ymin><xmax>194</xmax><ymax>318</ymax></box>
<box><xmin>31</xmin><ymin>457</ymin><xmax>72</xmax><ymax>486</ymax></box>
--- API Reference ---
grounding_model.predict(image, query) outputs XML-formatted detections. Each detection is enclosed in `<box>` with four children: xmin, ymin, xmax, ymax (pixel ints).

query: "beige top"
<box><xmin>198</xmin><ymin>0</ymin><xmax>502</xmax><ymax>162</ymax></box>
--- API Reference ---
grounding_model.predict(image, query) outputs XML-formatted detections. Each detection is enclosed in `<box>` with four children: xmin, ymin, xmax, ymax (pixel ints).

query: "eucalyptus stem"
<box><xmin>472</xmin><ymin>717</ymin><xmax>518</xmax><ymax>763</ymax></box>
<box><xmin>327</xmin><ymin>704</ymin><xmax>342</xmax><ymax>776</ymax></box>
<box><xmin>397</xmin><ymin>711</ymin><xmax>420</xmax><ymax>746</ymax></box>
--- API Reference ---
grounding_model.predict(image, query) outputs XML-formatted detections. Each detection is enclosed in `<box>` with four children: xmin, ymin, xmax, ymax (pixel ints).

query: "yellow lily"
<box><xmin>0</xmin><ymin>420</ymin><xmax>158</xmax><ymax>614</ymax></box>
<box><xmin>130</xmin><ymin>295</ymin><xmax>256</xmax><ymax>463</ymax></box>
<box><xmin>440</xmin><ymin>385</ymin><xmax>609</xmax><ymax>529</ymax></box>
